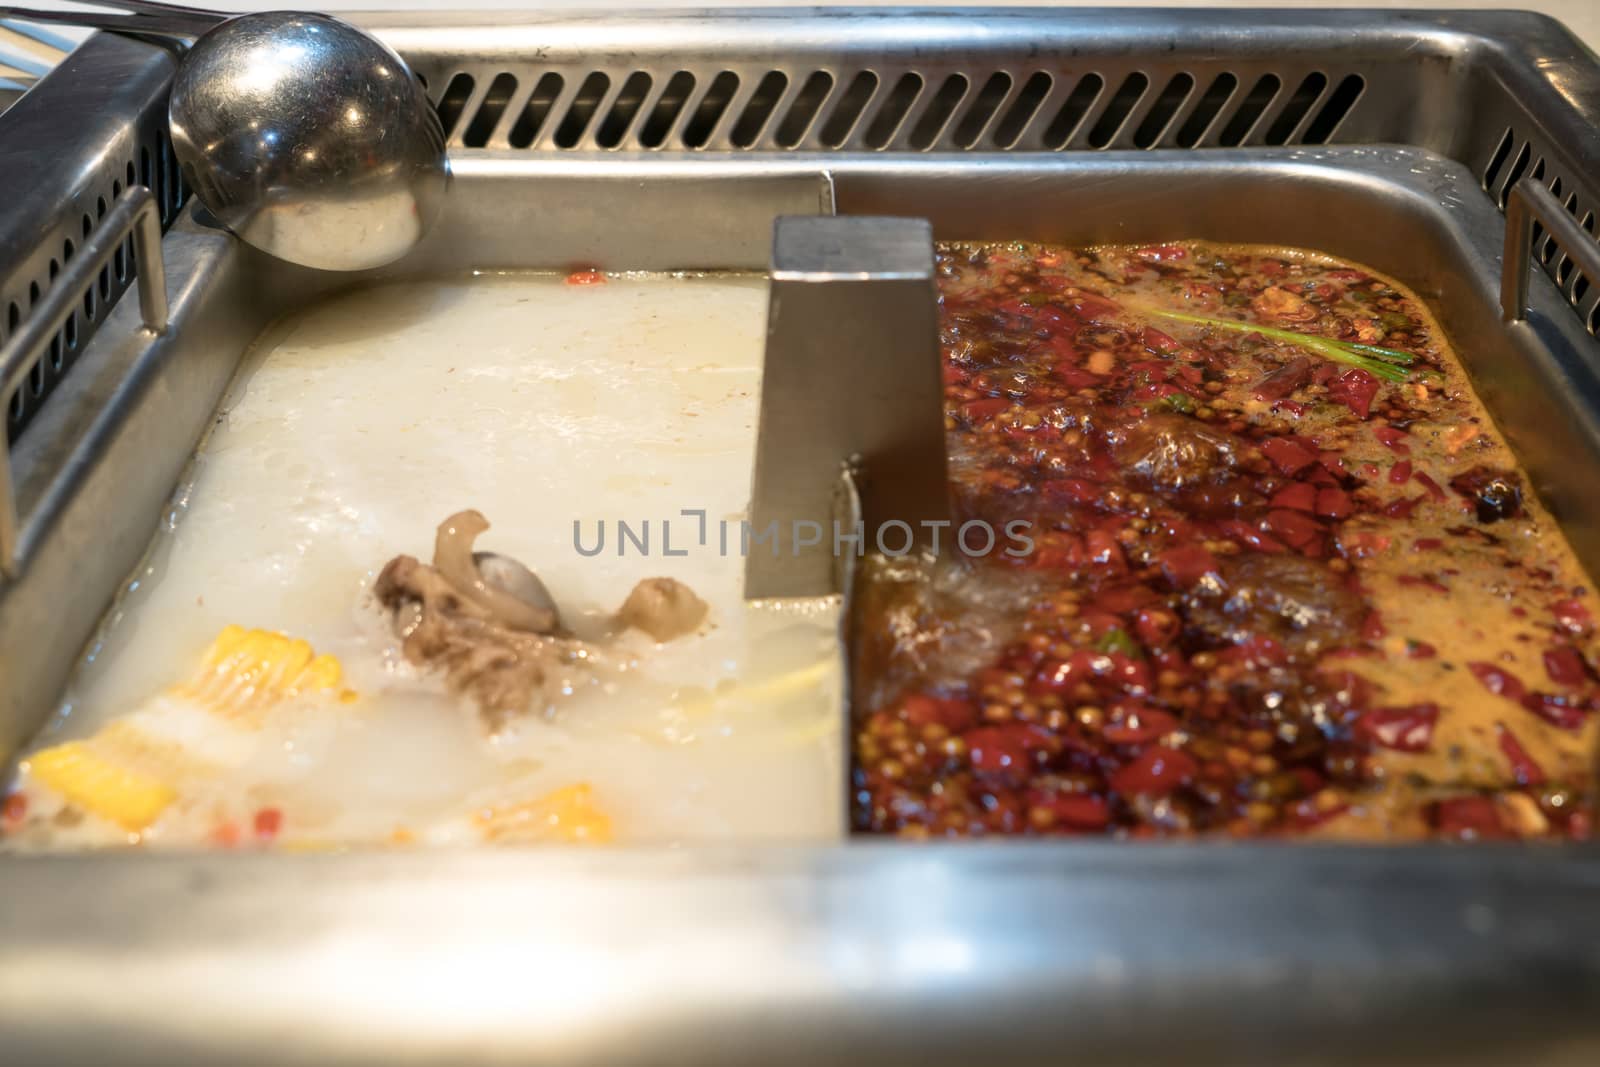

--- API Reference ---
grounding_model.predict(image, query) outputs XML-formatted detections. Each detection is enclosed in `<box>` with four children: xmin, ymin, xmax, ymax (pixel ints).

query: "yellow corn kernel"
<box><xmin>175</xmin><ymin>627</ymin><xmax>347</xmax><ymax>719</ymax></box>
<box><xmin>25</xmin><ymin>741</ymin><xmax>177</xmax><ymax>832</ymax></box>
<box><xmin>474</xmin><ymin>783</ymin><xmax>613</xmax><ymax>845</ymax></box>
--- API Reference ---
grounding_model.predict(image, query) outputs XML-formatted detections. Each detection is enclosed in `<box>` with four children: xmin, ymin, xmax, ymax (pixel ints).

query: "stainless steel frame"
<box><xmin>3</xmin><ymin>10</ymin><xmax>1600</xmax><ymax>1065</ymax></box>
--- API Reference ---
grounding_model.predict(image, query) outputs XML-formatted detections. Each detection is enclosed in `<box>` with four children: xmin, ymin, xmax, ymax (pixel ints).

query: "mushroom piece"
<box><xmin>616</xmin><ymin>578</ymin><xmax>709</xmax><ymax>642</ymax></box>
<box><xmin>375</xmin><ymin>512</ymin><xmax>712</xmax><ymax>725</ymax></box>
<box><xmin>432</xmin><ymin>510</ymin><xmax>559</xmax><ymax>634</ymax></box>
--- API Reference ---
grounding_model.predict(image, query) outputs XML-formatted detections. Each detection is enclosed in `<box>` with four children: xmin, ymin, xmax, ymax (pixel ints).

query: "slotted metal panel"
<box><xmin>0</xmin><ymin>32</ymin><xmax>188</xmax><ymax>442</ymax></box>
<box><xmin>1480</xmin><ymin>127</ymin><xmax>1600</xmax><ymax>335</ymax></box>
<box><xmin>420</xmin><ymin>61</ymin><xmax>1371</xmax><ymax>154</ymax></box>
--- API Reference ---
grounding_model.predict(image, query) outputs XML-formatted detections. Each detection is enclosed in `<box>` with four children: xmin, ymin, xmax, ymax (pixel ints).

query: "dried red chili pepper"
<box><xmin>1372</xmin><ymin>425</ymin><xmax>1410</xmax><ymax>454</ymax></box>
<box><xmin>1413</xmin><ymin>471</ymin><xmax>1446</xmax><ymax>502</ymax></box>
<box><xmin>1028</xmin><ymin>790</ymin><xmax>1112</xmax><ymax>830</ymax></box>
<box><xmin>961</xmin><ymin>397</ymin><xmax>1011</xmax><ymax>422</ymax></box>
<box><xmin>1158</xmin><ymin>545</ymin><xmax>1219</xmax><ymax>586</ymax></box>
<box><xmin>1314</xmin><ymin>487</ymin><xmax>1354</xmax><ymax>519</ymax></box>
<box><xmin>1253</xmin><ymin>357</ymin><xmax>1314</xmax><ymax>401</ymax></box>
<box><xmin>1543</xmin><ymin>646</ymin><xmax>1590</xmax><ymax>688</ymax></box>
<box><xmin>1355</xmin><ymin>704</ymin><xmax>1438</xmax><ymax>753</ymax></box>
<box><xmin>1522</xmin><ymin>691</ymin><xmax>1591</xmax><ymax>731</ymax></box>
<box><xmin>1431</xmin><ymin>796</ymin><xmax>1511</xmax><ymax>839</ymax></box>
<box><xmin>1270</xmin><ymin>483</ymin><xmax>1317</xmax><ymax>512</ymax></box>
<box><xmin>1103</xmin><ymin>702</ymin><xmax>1181</xmax><ymax>744</ymax></box>
<box><xmin>967</xmin><ymin>725</ymin><xmax>1054</xmax><ymax>780</ymax></box>
<box><xmin>903</xmin><ymin>693</ymin><xmax>979</xmax><ymax>731</ymax></box>
<box><xmin>1468</xmin><ymin>661</ymin><xmax>1528</xmax><ymax>702</ymax></box>
<box><xmin>1142</xmin><ymin>327</ymin><xmax>1182</xmax><ymax>353</ymax></box>
<box><xmin>1496</xmin><ymin>723</ymin><xmax>1546</xmax><ymax>786</ymax></box>
<box><xmin>1110</xmin><ymin>747</ymin><xmax>1198</xmax><ymax>795</ymax></box>
<box><xmin>1260</xmin><ymin>437</ymin><xmax>1319</xmax><ymax>476</ymax></box>
<box><xmin>1327</xmin><ymin>368</ymin><xmax>1381</xmax><ymax>420</ymax></box>
<box><xmin>1553</xmin><ymin>598</ymin><xmax>1594</xmax><ymax>636</ymax></box>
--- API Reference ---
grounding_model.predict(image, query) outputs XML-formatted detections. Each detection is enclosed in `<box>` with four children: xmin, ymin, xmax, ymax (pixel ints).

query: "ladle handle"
<box><xmin>94</xmin><ymin>0</ymin><xmax>226</xmax><ymax>17</ymax></box>
<box><xmin>0</xmin><ymin>5</ymin><xmax>222</xmax><ymax>39</ymax></box>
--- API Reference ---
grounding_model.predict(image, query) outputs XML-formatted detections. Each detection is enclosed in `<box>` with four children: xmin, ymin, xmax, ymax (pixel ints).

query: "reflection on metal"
<box><xmin>747</xmin><ymin>215</ymin><xmax>950</xmax><ymax>598</ymax></box>
<box><xmin>0</xmin><ymin>185</ymin><xmax>165</xmax><ymax>578</ymax></box>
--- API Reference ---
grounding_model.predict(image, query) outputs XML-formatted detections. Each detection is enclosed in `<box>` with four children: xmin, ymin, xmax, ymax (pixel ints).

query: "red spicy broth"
<box><xmin>851</xmin><ymin>240</ymin><xmax>1599</xmax><ymax>841</ymax></box>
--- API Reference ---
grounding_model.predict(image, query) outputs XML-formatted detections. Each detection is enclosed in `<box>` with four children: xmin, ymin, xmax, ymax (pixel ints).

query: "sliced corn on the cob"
<box><xmin>475</xmin><ymin>783</ymin><xmax>614</xmax><ymax>844</ymax></box>
<box><xmin>24</xmin><ymin>741</ymin><xmax>177</xmax><ymax>833</ymax></box>
<box><xmin>20</xmin><ymin>626</ymin><xmax>351</xmax><ymax>835</ymax></box>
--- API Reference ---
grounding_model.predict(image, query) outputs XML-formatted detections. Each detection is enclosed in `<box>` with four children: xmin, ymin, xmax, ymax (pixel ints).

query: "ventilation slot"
<box><xmin>1264</xmin><ymin>72</ymin><xmax>1327</xmax><ymax>145</ymax></box>
<box><xmin>1556</xmin><ymin>199</ymin><xmax>1584</xmax><ymax>286</ymax></box>
<box><xmin>1538</xmin><ymin>177</ymin><xmax>1565</xmax><ymax>264</ymax></box>
<box><xmin>951</xmin><ymin>72</ymin><xmax>1011</xmax><ymax>149</ymax></box>
<box><xmin>1134</xmin><ymin>73</ymin><xmax>1194</xmax><ymax>148</ymax></box>
<box><xmin>1481</xmin><ymin>128</ymin><xmax>1516</xmax><ymax>193</ymax></box>
<box><xmin>864</xmin><ymin>73</ymin><xmax>923</xmax><ymax>149</ymax></box>
<box><xmin>682</xmin><ymin>71</ymin><xmax>740</xmax><ymax>149</ymax></box>
<box><xmin>637</xmin><ymin>72</ymin><xmax>695</xmax><ymax>149</ymax></box>
<box><xmin>1569</xmin><ymin>212</ymin><xmax>1598</xmax><ymax>294</ymax></box>
<box><xmin>597</xmin><ymin>72</ymin><xmax>654</xmax><ymax>148</ymax></box>
<box><xmin>1044</xmin><ymin>73</ymin><xmax>1104</xmax><ymax>149</ymax></box>
<box><xmin>554</xmin><ymin>73</ymin><xmax>611</xmax><ymax>148</ymax></box>
<box><xmin>1498</xmin><ymin>141</ymin><xmax>1534</xmax><ymax>208</ymax></box>
<box><xmin>458</xmin><ymin>73</ymin><xmax>515</xmax><ymax>147</ymax></box>
<box><xmin>820</xmin><ymin>71</ymin><xmax>878</xmax><ymax>148</ymax></box>
<box><xmin>4</xmin><ymin>303</ymin><xmax>20</xmax><ymax>434</ymax></box>
<box><xmin>1088</xmin><ymin>72</ymin><xmax>1149</xmax><ymax>149</ymax></box>
<box><xmin>435</xmin><ymin>73</ymin><xmax>476</xmax><ymax>139</ymax></box>
<box><xmin>508</xmin><ymin>73</ymin><xmax>565</xmax><ymax>148</ymax></box>
<box><xmin>909</xmin><ymin>74</ymin><xmax>968</xmax><ymax>150</ymax></box>
<box><xmin>1218</xmin><ymin>73</ymin><xmax>1281</xmax><ymax>146</ymax></box>
<box><xmin>774</xmin><ymin>71</ymin><xmax>833</xmax><ymax>148</ymax></box>
<box><xmin>159</xmin><ymin>130</ymin><xmax>180</xmax><ymax>222</ymax></box>
<box><xmin>1175</xmin><ymin>72</ymin><xmax>1237</xmax><ymax>147</ymax></box>
<box><xmin>1301</xmin><ymin>74</ymin><xmax>1364</xmax><ymax>143</ymax></box>
<box><xmin>730</xmin><ymin>71</ymin><xmax>788</xmax><ymax>148</ymax></box>
<box><xmin>993</xmin><ymin>72</ymin><xmax>1052</xmax><ymax>148</ymax></box>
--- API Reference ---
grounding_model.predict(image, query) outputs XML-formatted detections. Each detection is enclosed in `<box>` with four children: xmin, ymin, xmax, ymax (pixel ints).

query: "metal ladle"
<box><xmin>0</xmin><ymin>0</ymin><xmax>447</xmax><ymax>271</ymax></box>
